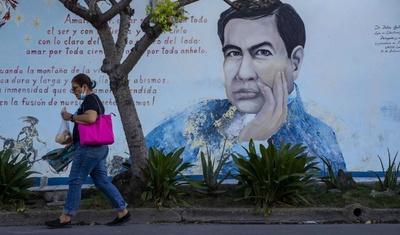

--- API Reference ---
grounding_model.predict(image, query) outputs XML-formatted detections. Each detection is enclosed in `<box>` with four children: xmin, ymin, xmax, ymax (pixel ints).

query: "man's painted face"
<box><xmin>223</xmin><ymin>16</ymin><xmax>294</xmax><ymax>113</ymax></box>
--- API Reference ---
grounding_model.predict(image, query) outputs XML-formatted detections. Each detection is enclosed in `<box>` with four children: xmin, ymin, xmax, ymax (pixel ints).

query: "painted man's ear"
<box><xmin>290</xmin><ymin>45</ymin><xmax>304</xmax><ymax>81</ymax></box>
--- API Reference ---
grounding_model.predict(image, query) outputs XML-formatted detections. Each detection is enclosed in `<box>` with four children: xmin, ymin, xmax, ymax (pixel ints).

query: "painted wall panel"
<box><xmin>0</xmin><ymin>0</ymin><xmax>399</xmax><ymax>178</ymax></box>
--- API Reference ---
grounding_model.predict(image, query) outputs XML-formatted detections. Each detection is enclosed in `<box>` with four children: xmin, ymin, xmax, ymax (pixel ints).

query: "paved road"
<box><xmin>1</xmin><ymin>223</ymin><xmax>400</xmax><ymax>235</ymax></box>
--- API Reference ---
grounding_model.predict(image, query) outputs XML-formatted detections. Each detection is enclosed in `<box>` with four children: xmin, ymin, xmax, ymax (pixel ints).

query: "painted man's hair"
<box><xmin>217</xmin><ymin>0</ymin><xmax>306</xmax><ymax>57</ymax></box>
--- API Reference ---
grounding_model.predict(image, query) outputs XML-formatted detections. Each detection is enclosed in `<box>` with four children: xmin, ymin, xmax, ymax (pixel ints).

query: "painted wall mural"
<box><xmin>146</xmin><ymin>1</ymin><xmax>347</xmax><ymax>173</ymax></box>
<box><xmin>0</xmin><ymin>0</ymin><xmax>399</xmax><ymax>179</ymax></box>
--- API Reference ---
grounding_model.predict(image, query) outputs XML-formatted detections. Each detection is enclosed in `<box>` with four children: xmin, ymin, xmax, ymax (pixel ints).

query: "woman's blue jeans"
<box><xmin>63</xmin><ymin>143</ymin><xmax>127</xmax><ymax>216</ymax></box>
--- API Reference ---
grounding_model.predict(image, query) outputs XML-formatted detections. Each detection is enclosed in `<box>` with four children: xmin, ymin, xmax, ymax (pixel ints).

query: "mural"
<box><xmin>0</xmin><ymin>116</ymin><xmax>46</xmax><ymax>163</ymax></box>
<box><xmin>0</xmin><ymin>0</ymin><xmax>18</xmax><ymax>28</ymax></box>
<box><xmin>0</xmin><ymin>0</ymin><xmax>399</xmax><ymax>179</ymax></box>
<box><xmin>146</xmin><ymin>1</ymin><xmax>346</xmax><ymax>173</ymax></box>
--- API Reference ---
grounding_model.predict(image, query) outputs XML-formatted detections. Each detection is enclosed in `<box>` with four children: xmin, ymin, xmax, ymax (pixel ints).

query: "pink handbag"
<box><xmin>78</xmin><ymin>96</ymin><xmax>115</xmax><ymax>145</ymax></box>
<box><xmin>78</xmin><ymin>114</ymin><xmax>115</xmax><ymax>145</ymax></box>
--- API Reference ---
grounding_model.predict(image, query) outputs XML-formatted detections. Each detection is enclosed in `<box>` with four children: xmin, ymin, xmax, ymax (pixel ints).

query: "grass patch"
<box><xmin>179</xmin><ymin>183</ymin><xmax>400</xmax><ymax>209</ymax></box>
<box><xmin>136</xmin><ymin>183</ymin><xmax>400</xmax><ymax>209</ymax></box>
<box><xmin>11</xmin><ymin>182</ymin><xmax>400</xmax><ymax>212</ymax></box>
<box><xmin>305</xmin><ymin>183</ymin><xmax>400</xmax><ymax>209</ymax></box>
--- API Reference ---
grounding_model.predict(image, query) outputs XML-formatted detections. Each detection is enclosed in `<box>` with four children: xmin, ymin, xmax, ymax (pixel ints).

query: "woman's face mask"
<box><xmin>80</xmin><ymin>86</ymin><xmax>86</xmax><ymax>100</ymax></box>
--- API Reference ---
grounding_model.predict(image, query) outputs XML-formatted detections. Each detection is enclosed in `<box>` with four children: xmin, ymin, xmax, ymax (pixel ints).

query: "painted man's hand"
<box><xmin>238</xmin><ymin>71</ymin><xmax>288</xmax><ymax>142</ymax></box>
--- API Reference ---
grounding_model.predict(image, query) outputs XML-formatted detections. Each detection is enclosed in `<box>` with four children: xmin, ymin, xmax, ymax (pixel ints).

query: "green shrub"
<box><xmin>190</xmin><ymin>140</ymin><xmax>232</xmax><ymax>195</ymax></box>
<box><xmin>141</xmin><ymin>146</ymin><xmax>192</xmax><ymax>211</ymax></box>
<box><xmin>319</xmin><ymin>155</ymin><xmax>356</xmax><ymax>191</ymax></box>
<box><xmin>319</xmin><ymin>155</ymin><xmax>340</xmax><ymax>189</ymax></box>
<box><xmin>369</xmin><ymin>149</ymin><xmax>400</xmax><ymax>192</ymax></box>
<box><xmin>0</xmin><ymin>150</ymin><xmax>38</xmax><ymax>211</ymax></box>
<box><xmin>232</xmin><ymin>139</ymin><xmax>319</xmax><ymax>216</ymax></box>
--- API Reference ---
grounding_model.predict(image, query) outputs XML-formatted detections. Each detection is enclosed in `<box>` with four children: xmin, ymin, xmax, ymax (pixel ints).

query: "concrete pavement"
<box><xmin>2</xmin><ymin>179</ymin><xmax>400</xmax><ymax>227</ymax></box>
<box><xmin>1</xmin><ymin>204</ymin><xmax>400</xmax><ymax>226</ymax></box>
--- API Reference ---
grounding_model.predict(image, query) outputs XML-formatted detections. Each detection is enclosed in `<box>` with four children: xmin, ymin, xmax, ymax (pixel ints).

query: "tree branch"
<box><xmin>140</xmin><ymin>0</ymin><xmax>199</xmax><ymax>35</ymax></box>
<box><xmin>87</xmin><ymin>0</ymin><xmax>101</xmax><ymax>14</ymax></box>
<box><xmin>222</xmin><ymin>0</ymin><xmax>241</xmax><ymax>10</ymax></box>
<box><xmin>222</xmin><ymin>0</ymin><xmax>279</xmax><ymax>9</ymax></box>
<box><xmin>97</xmin><ymin>0</ymin><xmax>133</xmax><ymax>25</ymax></box>
<box><xmin>59</xmin><ymin>0</ymin><xmax>133</xmax><ymax>28</ymax></box>
<box><xmin>114</xmin><ymin>7</ymin><xmax>132</xmax><ymax>62</ymax></box>
<box><xmin>178</xmin><ymin>0</ymin><xmax>200</xmax><ymax>7</ymax></box>
<box><xmin>121</xmin><ymin>0</ymin><xmax>199</xmax><ymax>75</ymax></box>
<box><xmin>58</xmin><ymin>0</ymin><xmax>93</xmax><ymax>23</ymax></box>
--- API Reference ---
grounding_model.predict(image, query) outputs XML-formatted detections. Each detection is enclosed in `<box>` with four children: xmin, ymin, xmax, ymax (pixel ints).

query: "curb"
<box><xmin>1</xmin><ymin>205</ymin><xmax>400</xmax><ymax>226</ymax></box>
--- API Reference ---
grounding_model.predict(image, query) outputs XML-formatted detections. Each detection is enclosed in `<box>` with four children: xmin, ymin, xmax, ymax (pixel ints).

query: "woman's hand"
<box><xmin>60</xmin><ymin>107</ymin><xmax>97</xmax><ymax>124</ymax></box>
<box><xmin>61</xmin><ymin>108</ymin><xmax>73</xmax><ymax>121</ymax></box>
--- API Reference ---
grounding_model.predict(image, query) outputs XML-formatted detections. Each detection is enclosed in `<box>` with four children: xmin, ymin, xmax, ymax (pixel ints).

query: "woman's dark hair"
<box><xmin>71</xmin><ymin>73</ymin><xmax>97</xmax><ymax>90</ymax></box>
<box><xmin>217</xmin><ymin>0</ymin><xmax>306</xmax><ymax>58</ymax></box>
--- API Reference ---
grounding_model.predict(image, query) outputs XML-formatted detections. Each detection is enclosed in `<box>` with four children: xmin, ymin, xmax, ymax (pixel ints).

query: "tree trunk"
<box><xmin>109</xmin><ymin>72</ymin><xmax>148</xmax><ymax>199</ymax></box>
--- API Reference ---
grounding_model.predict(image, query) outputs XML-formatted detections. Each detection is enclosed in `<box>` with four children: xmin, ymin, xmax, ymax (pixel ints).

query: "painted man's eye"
<box><xmin>225</xmin><ymin>50</ymin><xmax>242</xmax><ymax>57</ymax></box>
<box><xmin>255</xmin><ymin>49</ymin><xmax>272</xmax><ymax>56</ymax></box>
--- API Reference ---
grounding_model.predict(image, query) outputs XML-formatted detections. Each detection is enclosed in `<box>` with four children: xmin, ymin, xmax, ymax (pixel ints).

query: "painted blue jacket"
<box><xmin>145</xmin><ymin>86</ymin><xmax>346</xmax><ymax>174</ymax></box>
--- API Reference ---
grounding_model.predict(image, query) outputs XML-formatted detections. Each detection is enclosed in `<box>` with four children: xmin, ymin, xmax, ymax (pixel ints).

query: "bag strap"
<box><xmin>82</xmin><ymin>94</ymin><xmax>115</xmax><ymax>117</ymax></box>
<box><xmin>80</xmin><ymin>95</ymin><xmax>103</xmax><ymax>115</ymax></box>
<box><xmin>92</xmin><ymin>95</ymin><xmax>104</xmax><ymax>115</ymax></box>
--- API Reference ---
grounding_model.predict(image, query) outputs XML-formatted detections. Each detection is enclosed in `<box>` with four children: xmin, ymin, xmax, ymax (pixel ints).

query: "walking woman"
<box><xmin>45</xmin><ymin>73</ymin><xmax>130</xmax><ymax>228</ymax></box>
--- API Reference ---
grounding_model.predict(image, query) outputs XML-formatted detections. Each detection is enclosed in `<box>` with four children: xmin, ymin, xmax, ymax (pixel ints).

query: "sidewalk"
<box><xmin>1</xmin><ymin>204</ymin><xmax>400</xmax><ymax>226</ymax></box>
<box><xmin>1</xmin><ymin>178</ymin><xmax>400</xmax><ymax>226</ymax></box>
<box><xmin>0</xmin><ymin>201</ymin><xmax>400</xmax><ymax>226</ymax></box>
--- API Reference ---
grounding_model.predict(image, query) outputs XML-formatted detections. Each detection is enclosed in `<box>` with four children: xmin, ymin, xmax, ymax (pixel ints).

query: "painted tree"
<box><xmin>56</xmin><ymin>0</ymin><xmax>198</xmax><ymax>197</ymax></box>
<box><xmin>0</xmin><ymin>0</ymin><xmax>19</xmax><ymax>28</ymax></box>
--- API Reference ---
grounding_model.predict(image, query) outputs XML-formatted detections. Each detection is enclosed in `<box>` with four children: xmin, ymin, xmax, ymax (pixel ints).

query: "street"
<box><xmin>1</xmin><ymin>223</ymin><xmax>400</xmax><ymax>235</ymax></box>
